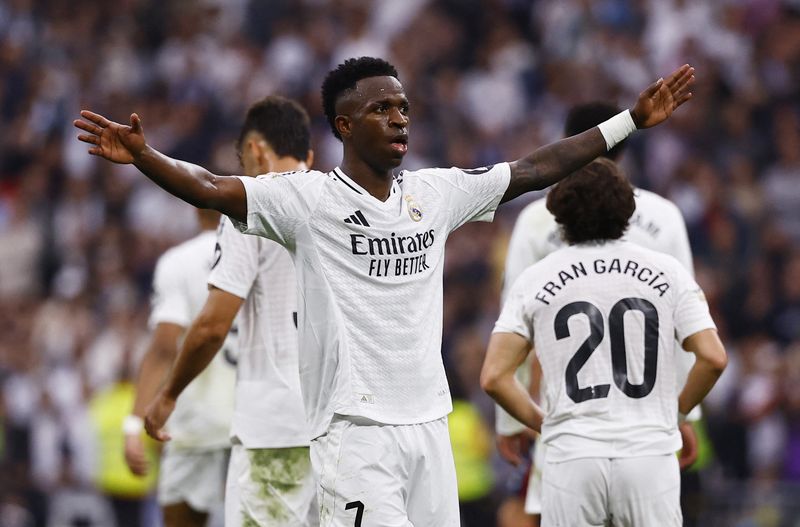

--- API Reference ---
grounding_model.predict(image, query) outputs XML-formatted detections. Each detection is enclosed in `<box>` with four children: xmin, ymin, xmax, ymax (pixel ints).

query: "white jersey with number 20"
<box><xmin>494</xmin><ymin>240</ymin><xmax>715</xmax><ymax>463</ymax></box>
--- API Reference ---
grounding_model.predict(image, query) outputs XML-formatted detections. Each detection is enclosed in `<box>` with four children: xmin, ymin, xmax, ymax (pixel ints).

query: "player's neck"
<box><xmin>340</xmin><ymin>155</ymin><xmax>394</xmax><ymax>202</ymax></box>
<box><xmin>271</xmin><ymin>158</ymin><xmax>308</xmax><ymax>173</ymax></box>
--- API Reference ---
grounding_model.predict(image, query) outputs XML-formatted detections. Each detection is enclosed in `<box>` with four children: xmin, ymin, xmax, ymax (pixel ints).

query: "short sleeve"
<box><xmin>207</xmin><ymin>217</ymin><xmax>259</xmax><ymax>299</ymax></box>
<box><xmin>435</xmin><ymin>163</ymin><xmax>511</xmax><ymax>231</ymax></box>
<box><xmin>233</xmin><ymin>173</ymin><xmax>314</xmax><ymax>250</ymax></box>
<box><xmin>493</xmin><ymin>273</ymin><xmax>534</xmax><ymax>341</ymax></box>
<box><xmin>149</xmin><ymin>252</ymin><xmax>191</xmax><ymax>328</ymax></box>
<box><xmin>673</xmin><ymin>269</ymin><xmax>716</xmax><ymax>344</ymax></box>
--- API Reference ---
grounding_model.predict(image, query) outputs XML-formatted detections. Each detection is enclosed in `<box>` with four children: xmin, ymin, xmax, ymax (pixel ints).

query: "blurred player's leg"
<box><xmin>540</xmin><ymin>457</ymin><xmax>609</xmax><ymax>526</ymax></box>
<box><xmin>524</xmin><ymin>436</ymin><xmax>545</xmax><ymax>524</ymax></box>
<box><xmin>157</xmin><ymin>447</ymin><xmax>228</xmax><ymax>527</ymax></box>
<box><xmin>607</xmin><ymin>454</ymin><xmax>682</xmax><ymax>527</ymax></box>
<box><xmin>225</xmin><ymin>442</ymin><xmax>318</xmax><ymax>526</ymax></box>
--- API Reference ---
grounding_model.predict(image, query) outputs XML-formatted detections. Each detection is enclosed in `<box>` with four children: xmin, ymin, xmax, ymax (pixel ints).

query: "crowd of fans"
<box><xmin>0</xmin><ymin>0</ymin><xmax>798</xmax><ymax>525</ymax></box>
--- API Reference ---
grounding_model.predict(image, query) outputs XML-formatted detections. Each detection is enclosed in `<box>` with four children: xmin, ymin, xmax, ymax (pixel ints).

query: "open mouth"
<box><xmin>390</xmin><ymin>135</ymin><xmax>408</xmax><ymax>154</ymax></box>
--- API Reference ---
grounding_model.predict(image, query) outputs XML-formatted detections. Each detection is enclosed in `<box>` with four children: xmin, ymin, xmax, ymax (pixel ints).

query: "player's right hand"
<box><xmin>496</xmin><ymin>431</ymin><xmax>536</xmax><ymax>466</ymax></box>
<box><xmin>74</xmin><ymin>110</ymin><xmax>146</xmax><ymax>164</ymax></box>
<box><xmin>144</xmin><ymin>392</ymin><xmax>175</xmax><ymax>442</ymax></box>
<box><xmin>124</xmin><ymin>433</ymin><xmax>150</xmax><ymax>476</ymax></box>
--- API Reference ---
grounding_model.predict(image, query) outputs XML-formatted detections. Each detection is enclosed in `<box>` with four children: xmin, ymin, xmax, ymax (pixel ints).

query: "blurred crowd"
<box><xmin>0</xmin><ymin>0</ymin><xmax>799</xmax><ymax>525</ymax></box>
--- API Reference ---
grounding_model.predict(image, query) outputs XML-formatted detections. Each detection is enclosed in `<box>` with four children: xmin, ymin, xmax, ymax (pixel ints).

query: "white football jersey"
<box><xmin>233</xmin><ymin>164</ymin><xmax>510</xmax><ymax>438</ymax></box>
<box><xmin>494</xmin><ymin>241</ymin><xmax>715</xmax><ymax>462</ymax></box>
<box><xmin>496</xmin><ymin>188</ymin><xmax>698</xmax><ymax>435</ymax></box>
<box><xmin>149</xmin><ymin>230</ymin><xmax>237</xmax><ymax>450</ymax></box>
<box><xmin>207</xmin><ymin>216</ymin><xmax>309</xmax><ymax>448</ymax></box>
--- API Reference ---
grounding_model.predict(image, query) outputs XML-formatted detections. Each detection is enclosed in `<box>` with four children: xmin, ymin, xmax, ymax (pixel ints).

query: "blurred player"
<box><xmin>123</xmin><ymin>207</ymin><xmax>236</xmax><ymax>527</ymax></box>
<box><xmin>494</xmin><ymin>101</ymin><xmax>702</xmax><ymax>524</ymax></box>
<box><xmin>75</xmin><ymin>57</ymin><xmax>694</xmax><ymax>526</ymax></box>
<box><xmin>144</xmin><ymin>96</ymin><xmax>318</xmax><ymax>526</ymax></box>
<box><xmin>481</xmin><ymin>158</ymin><xmax>727</xmax><ymax>526</ymax></box>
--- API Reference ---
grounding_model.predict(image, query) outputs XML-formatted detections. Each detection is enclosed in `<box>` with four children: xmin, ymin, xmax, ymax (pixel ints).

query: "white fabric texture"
<box><xmin>208</xmin><ymin>216</ymin><xmax>309</xmax><ymax>448</ymax></box>
<box><xmin>234</xmin><ymin>164</ymin><xmax>510</xmax><ymax>438</ymax></box>
<box><xmin>495</xmin><ymin>241</ymin><xmax>715</xmax><ymax>462</ymax></box>
<box><xmin>496</xmin><ymin>187</ymin><xmax>700</xmax><ymax>436</ymax></box>
<box><xmin>148</xmin><ymin>230</ymin><xmax>236</xmax><ymax>449</ymax></box>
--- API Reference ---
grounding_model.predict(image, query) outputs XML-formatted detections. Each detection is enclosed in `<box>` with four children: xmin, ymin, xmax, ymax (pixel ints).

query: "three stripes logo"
<box><xmin>344</xmin><ymin>210</ymin><xmax>370</xmax><ymax>227</ymax></box>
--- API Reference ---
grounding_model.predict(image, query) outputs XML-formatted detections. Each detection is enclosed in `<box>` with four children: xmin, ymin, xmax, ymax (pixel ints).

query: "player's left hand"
<box><xmin>144</xmin><ymin>392</ymin><xmax>175</xmax><ymax>442</ymax></box>
<box><xmin>677</xmin><ymin>421</ymin><xmax>699</xmax><ymax>470</ymax></box>
<box><xmin>631</xmin><ymin>64</ymin><xmax>695</xmax><ymax>129</ymax></box>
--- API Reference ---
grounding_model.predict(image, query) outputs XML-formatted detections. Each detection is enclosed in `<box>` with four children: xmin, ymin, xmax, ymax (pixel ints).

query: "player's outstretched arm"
<box><xmin>144</xmin><ymin>287</ymin><xmax>243</xmax><ymax>442</ymax></box>
<box><xmin>74</xmin><ymin>110</ymin><xmax>247</xmax><ymax>222</ymax></box>
<box><xmin>481</xmin><ymin>332</ymin><xmax>545</xmax><ymax>434</ymax></box>
<box><xmin>502</xmin><ymin>64</ymin><xmax>695</xmax><ymax>203</ymax></box>
<box><xmin>124</xmin><ymin>322</ymin><xmax>184</xmax><ymax>475</ymax></box>
<box><xmin>678</xmin><ymin>329</ymin><xmax>727</xmax><ymax>417</ymax></box>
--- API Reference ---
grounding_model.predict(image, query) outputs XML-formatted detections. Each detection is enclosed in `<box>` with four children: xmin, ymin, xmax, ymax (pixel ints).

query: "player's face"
<box><xmin>346</xmin><ymin>76</ymin><xmax>409</xmax><ymax>171</ymax></box>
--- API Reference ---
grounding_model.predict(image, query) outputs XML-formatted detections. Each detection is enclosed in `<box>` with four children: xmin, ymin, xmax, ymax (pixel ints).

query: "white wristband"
<box><xmin>678</xmin><ymin>412</ymin><xmax>688</xmax><ymax>425</ymax></box>
<box><xmin>122</xmin><ymin>414</ymin><xmax>144</xmax><ymax>435</ymax></box>
<box><xmin>597</xmin><ymin>110</ymin><xmax>637</xmax><ymax>151</ymax></box>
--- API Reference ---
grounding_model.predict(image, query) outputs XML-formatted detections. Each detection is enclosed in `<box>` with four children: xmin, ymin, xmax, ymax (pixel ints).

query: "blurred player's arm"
<box><xmin>678</xmin><ymin>329</ymin><xmax>727</xmax><ymax>417</ymax></box>
<box><xmin>481</xmin><ymin>332</ymin><xmax>545</xmax><ymax>434</ymax></box>
<box><xmin>144</xmin><ymin>287</ymin><xmax>243</xmax><ymax>442</ymax></box>
<box><xmin>73</xmin><ymin>111</ymin><xmax>246</xmax><ymax>221</ymax></box>
<box><xmin>124</xmin><ymin>322</ymin><xmax>183</xmax><ymax>476</ymax></box>
<box><xmin>503</xmin><ymin>65</ymin><xmax>695</xmax><ymax>202</ymax></box>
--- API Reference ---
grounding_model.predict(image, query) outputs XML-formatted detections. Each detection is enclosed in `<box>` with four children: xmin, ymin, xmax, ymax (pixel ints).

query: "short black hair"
<box><xmin>321</xmin><ymin>57</ymin><xmax>399</xmax><ymax>140</ymax></box>
<box><xmin>237</xmin><ymin>96</ymin><xmax>310</xmax><ymax>161</ymax></box>
<box><xmin>546</xmin><ymin>158</ymin><xmax>635</xmax><ymax>244</ymax></box>
<box><xmin>564</xmin><ymin>102</ymin><xmax>627</xmax><ymax>160</ymax></box>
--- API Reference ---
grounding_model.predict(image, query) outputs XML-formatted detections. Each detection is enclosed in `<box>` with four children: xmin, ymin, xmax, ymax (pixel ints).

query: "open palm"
<box><xmin>73</xmin><ymin>110</ymin><xmax>146</xmax><ymax>164</ymax></box>
<box><xmin>632</xmin><ymin>64</ymin><xmax>695</xmax><ymax>129</ymax></box>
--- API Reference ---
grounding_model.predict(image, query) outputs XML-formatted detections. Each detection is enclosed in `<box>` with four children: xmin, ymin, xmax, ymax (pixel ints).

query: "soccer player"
<box><xmin>481</xmin><ymin>158</ymin><xmax>727</xmax><ymax>526</ymax></box>
<box><xmin>494</xmin><ymin>101</ymin><xmax>702</xmax><ymax>523</ymax></box>
<box><xmin>74</xmin><ymin>57</ymin><xmax>694</xmax><ymax>526</ymax></box>
<box><xmin>123</xmin><ymin>207</ymin><xmax>237</xmax><ymax>527</ymax></box>
<box><xmin>143</xmin><ymin>96</ymin><xmax>318</xmax><ymax>526</ymax></box>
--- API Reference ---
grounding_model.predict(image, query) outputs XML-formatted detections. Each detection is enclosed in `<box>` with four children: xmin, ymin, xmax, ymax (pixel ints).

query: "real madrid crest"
<box><xmin>404</xmin><ymin>195</ymin><xmax>423</xmax><ymax>222</ymax></box>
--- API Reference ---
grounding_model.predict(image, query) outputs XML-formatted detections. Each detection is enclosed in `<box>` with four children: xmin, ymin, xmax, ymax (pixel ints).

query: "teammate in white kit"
<box><xmin>494</xmin><ymin>102</ymin><xmax>702</xmax><ymax>523</ymax></box>
<box><xmin>481</xmin><ymin>158</ymin><xmax>727</xmax><ymax>526</ymax></box>
<box><xmin>144</xmin><ymin>96</ymin><xmax>318</xmax><ymax>526</ymax></box>
<box><xmin>75</xmin><ymin>57</ymin><xmax>695</xmax><ymax>526</ymax></box>
<box><xmin>123</xmin><ymin>208</ymin><xmax>236</xmax><ymax>527</ymax></box>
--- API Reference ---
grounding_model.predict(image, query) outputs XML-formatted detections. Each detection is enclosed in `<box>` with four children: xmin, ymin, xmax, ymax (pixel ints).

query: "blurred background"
<box><xmin>0</xmin><ymin>0</ymin><xmax>799</xmax><ymax>525</ymax></box>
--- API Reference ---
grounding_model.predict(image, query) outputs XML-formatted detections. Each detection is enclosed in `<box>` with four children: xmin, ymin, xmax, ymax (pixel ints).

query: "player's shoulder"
<box><xmin>621</xmin><ymin>240</ymin><xmax>686</xmax><ymax>274</ymax></box>
<box><xmin>634</xmin><ymin>188</ymin><xmax>683</xmax><ymax>217</ymax></box>
<box><xmin>253</xmin><ymin>168</ymin><xmax>325</xmax><ymax>184</ymax></box>
<box><xmin>160</xmin><ymin>231</ymin><xmax>214</xmax><ymax>265</ymax></box>
<box><xmin>516</xmin><ymin>195</ymin><xmax>554</xmax><ymax>226</ymax></box>
<box><xmin>400</xmin><ymin>163</ymin><xmax>508</xmax><ymax>182</ymax></box>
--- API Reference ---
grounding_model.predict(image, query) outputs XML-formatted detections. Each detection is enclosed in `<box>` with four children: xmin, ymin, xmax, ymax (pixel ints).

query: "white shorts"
<box><xmin>541</xmin><ymin>454</ymin><xmax>682</xmax><ymax>527</ymax></box>
<box><xmin>311</xmin><ymin>415</ymin><xmax>459</xmax><ymax>527</ymax></box>
<box><xmin>157</xmin><ymin>446</ymin><xmax>229</xmax><ymax>512</ymax></box>
<box><xmin>524</xmin><ymin>436</ymin><xmax>545</xmax><ymax>515</ymax></box>
<box><xmin>225</xmin><ymin>443</ymin><xmax>318</xmax><ymax>527</ymax></box>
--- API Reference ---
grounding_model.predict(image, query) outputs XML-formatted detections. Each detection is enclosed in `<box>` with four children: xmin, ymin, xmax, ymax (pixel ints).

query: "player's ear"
<box><xmin>305</xmin><ymin>149</ymin><xmax>315</xmax><ymax>169</ymax></box>
<box><xmin>254</xmin><ymin>139</ymin><xmax>274</xmax><ymax>173</ymax></box>
<box><xmin>335</xmin><ymin>115</ymin><xmax>352</xmax><ymax>139</ymax></box>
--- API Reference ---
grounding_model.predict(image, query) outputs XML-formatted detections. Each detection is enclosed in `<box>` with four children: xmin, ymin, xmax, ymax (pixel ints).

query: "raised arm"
<box><xmin>501</xmin><ymin>64</ymin><xmax>695</xmax><ymax>203</ymax></box>
<box><xmin>74</xmin><ymin>111</ymin><xmax>247</xmax><ymax>221</ymax></box>
<box><xmin>144</xmin><ymin>287</ymin><xmax>242</xmax><ymax>442</ymax></box>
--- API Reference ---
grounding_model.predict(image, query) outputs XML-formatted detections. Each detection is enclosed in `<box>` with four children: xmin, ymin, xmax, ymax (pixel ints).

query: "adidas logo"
<box><xmin>343</xmin><ymin>210</ymin><xmax>370</xmax><ymax>227</ymax></box>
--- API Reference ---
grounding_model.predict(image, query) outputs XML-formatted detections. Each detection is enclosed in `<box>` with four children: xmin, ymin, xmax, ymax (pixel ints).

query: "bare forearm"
<box><xmin>133</xmin><ymin>146</ymin><xmax>245</xmax><ymax>220</ymax></box>
<box><xmin>486</xmin><ymin>377</ymin><xmax>544</xmax><ymax>433</ymax></box>
<box><xmin>678</xmin><ymin>358</ymin><xmax>724</xmax><ymax>415</ymax></box>
<box><xmin>503</xmin><ymin>127</ymin><xmax>609</xmax><ymax>203</ymax></box>
<box><xmin>163</xmin><ymin>325</ymin><xmax>226</xmax><ymax>400</ymax></box>
<box><xmin>132</xmin><ymin>347</ymin><xmax>175</xmax><ymax>417</ymax></box>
